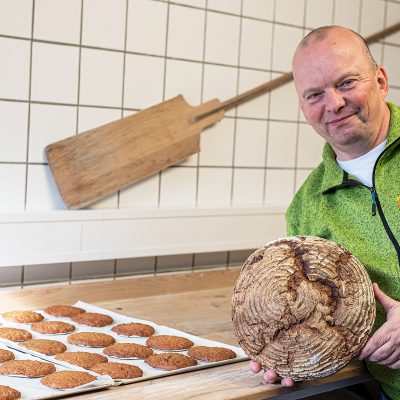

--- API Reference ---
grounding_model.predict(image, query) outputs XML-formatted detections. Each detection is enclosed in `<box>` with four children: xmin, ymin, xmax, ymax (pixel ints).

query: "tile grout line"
<box><xmin>262</xmin><ymin>0</ymin><xmax>278</xmax><ymax>206</ymax></box>
<box><xmin>70</xmin><ymin>0</ymin><xmax>85</xmax><ymax>285</ymax></box>
<box><xmin>23</xmin><ymin>0</ymin><xmax>36</xmax><ymax>212</ymax></box>
<box><xmin>154</xmin><ymin>0</ymin><xmax>173</xmax><ymax>274</ymax></box>
<box><xmin>116</xmin><ymin>0</ymin><xmax>130</xmax><ymax>211</ymax></box>
<box><xmin>113</xmin><ymin>0</ymin><xmax>130</xmax><ymax>278</ymax></box>
<box><xmin>229</xmin><ymin>0</ymin><xmax>244</xmax><ymax>207</ymax></box>
<box><xmin>157</xmin><ymin>0</ymin><xmax>172</xmax><ymax>210</ymax></box>
<box><xmin>292</xmin><ymin>0</ymin><xmax>309</xmax><ymax>197</ymax></box>
<box><xmin>21</xmin><ymin>0</ymin><xmax>37</xmax><ymax>288</ymax></box>
<box><xmin>195</xmin><ymin>0</ymin><xmax>209</xmax><ymax>208</ymax></box>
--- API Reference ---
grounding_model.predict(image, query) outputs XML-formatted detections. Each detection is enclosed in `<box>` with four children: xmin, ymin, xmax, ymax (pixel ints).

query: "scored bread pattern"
<box><xmin>231</xmin><ymin>236</ymin><xmax>376</xmax><ymax>381</ymax></box>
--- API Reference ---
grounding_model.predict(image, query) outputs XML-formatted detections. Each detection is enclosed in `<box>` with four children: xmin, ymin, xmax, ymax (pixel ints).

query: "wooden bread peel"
<box><xmin>46</xmin><ymin>74</ymin><xmax>292</xmax><ymax>209</ymax></box>
<box><xmin>46</xmin><ymin>23</ymin><xmax>400</xmax><ymax>209</ymax></box>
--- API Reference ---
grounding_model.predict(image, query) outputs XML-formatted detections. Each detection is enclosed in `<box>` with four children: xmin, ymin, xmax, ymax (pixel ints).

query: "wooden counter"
<box><xmin>0</xmin><ymin>268</ymin><xmax>373</xmax><ymax>399</ymax></box>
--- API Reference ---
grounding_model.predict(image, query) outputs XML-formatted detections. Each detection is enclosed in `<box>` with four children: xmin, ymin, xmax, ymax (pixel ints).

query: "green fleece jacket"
<box><xmin>286</xmin><ymin>103</ymin><xmax>400</xmax><ymax>399</ymax></box>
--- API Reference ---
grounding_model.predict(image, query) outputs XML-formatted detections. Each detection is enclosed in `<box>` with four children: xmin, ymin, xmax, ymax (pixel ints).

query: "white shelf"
<box><xmin>0</xmin><ymin>207</ymin><xmax>286</xmax><ymax>267</ymax></box>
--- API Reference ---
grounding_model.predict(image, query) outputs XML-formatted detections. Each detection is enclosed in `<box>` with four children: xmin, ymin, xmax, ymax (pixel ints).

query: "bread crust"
<box><xmin>231</xmin><ymin>236</ymin><xmax>376</xmax><ymax>381</ymax></box>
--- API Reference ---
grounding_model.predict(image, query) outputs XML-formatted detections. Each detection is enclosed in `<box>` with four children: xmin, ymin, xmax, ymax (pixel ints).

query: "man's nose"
<box><xmin>325</xmin><ymin>89</ymin><xmax>346</xmax><ymax>113</ymax></box>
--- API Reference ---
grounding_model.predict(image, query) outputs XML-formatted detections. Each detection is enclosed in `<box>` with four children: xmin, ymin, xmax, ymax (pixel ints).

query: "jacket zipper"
<box><xmin>371</xmin><ymin>139</ymin><xmax>400</xmax><ymax>265</ymax></box>
<box><xmin>370</xmin><ymin>187</ymin><xmax>377</xmax><ymax>216</ymax></box>
<box><xmin>324</xmin><ymin>138</ymin><xmax>400</xmax><ymax>264</ymax></box>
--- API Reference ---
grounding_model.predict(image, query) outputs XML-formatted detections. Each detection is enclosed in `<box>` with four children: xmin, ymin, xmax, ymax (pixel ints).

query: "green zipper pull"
<box><xmin>370</xmin><ymin>188</ymin><xmax>377</xmax><ymax>216</ymax></box>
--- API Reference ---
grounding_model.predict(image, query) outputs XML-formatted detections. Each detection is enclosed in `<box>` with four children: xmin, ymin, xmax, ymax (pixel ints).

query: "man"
<box><xmin>251</xmin><ymin>26</ymin><xmax>400</xmax><ymax>400</ymax></box>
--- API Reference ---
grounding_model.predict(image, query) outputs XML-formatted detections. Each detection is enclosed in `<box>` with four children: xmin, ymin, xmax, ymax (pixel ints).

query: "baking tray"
<box><xmin>0</xmin><ymin>301</ymin><xmax>248</xmax><ymax>386</ymax></box>
<box><xmin>0</xmin><ymin>342</ymin><xmax>113</xmax><ymax>399</ymax></box>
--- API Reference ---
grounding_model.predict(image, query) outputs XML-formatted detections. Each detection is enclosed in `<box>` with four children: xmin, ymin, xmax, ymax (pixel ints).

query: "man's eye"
<box><xmin>306</xmin><ymin>93</ymin><xmax>321</xmax><ymax>102</ymax></box>
<box><xmin>339</xmin><ymin>79</ymin><xmax>355</xmax><ymax>88</ymax></box>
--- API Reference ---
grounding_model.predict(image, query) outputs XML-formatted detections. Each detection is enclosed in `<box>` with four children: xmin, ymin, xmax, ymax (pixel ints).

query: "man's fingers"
<box><xmin>373</xmin><ymin>283</ymin><xmax>396</xmax><ymax>313</ymax></box>
<box><xmin>359</xmin><ymin>330</ymin><xmax>390</xmax><ymax>360</ymax></box>
<box><xmin>263</xmin><ymin>369</ymin><xmax>279</xmax><ymax>383</ymax></box>
<box><xmin>368</xmin><ymin>343</ymin><xmax>397</xmax><ymax>363</ymax></box>
<box><xmin>387</xmin><ymin>359</ymin><xmax>400</xmax><ymax>369</ymax></box>
<box><xmin>249</xmin><ymin>360</ymin><xmax>262</xmax><ymax>373</ymax></box>
<box><xmin>250</xmin><ymin>364</ymin><xmax>295</xmax><ymax>387</ymax></box>
<box><xmin>281</xmin><ymin>377</ymin><xmax>295</xmax><ymax>387</ymax></box>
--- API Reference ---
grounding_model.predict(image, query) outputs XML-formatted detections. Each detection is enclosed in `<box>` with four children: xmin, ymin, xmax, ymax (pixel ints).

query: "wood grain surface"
<box><xmin>0</xmin><ymin>268</ymin><xmax>373</xmax><ymax>399</ymax></box>
<box><xmin>46</xmin><ymin>96</ymin><xmax>224</xmax><ymax>209</ymax></box>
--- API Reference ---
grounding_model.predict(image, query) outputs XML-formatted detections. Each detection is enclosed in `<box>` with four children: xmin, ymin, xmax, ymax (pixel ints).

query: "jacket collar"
<box><xmin>320</xmin><ymin>102</ymin><xmax>400</xmax><ymax>194</ymax></box>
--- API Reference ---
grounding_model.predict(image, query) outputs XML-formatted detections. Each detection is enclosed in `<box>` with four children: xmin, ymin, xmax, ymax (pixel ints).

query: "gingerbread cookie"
<box><xmin>104</xmin><ymin>343</ymin><xmax>153</xmax><ymax>359</ymax></box>
<box><xmin>91</xmin><ymin>362</ymin><xmax>143</xmax><ymax>379</ymax></box>
<box><xmin>71</xmin><ymin>312</ymin><xmax>113</xmax><ymax>327</ymax></box>
<box><xmin>0</xmin><ymin>385</ymin><xmax>21</xmax><ymax>400</ymax></box>
<box><xmin>111</xmin><ymin>322</ymin><xmax>155</xmax><ymax>337</ymax></box>
<box><xmin>54</xmin><ymin>351</ymin><xmax>108</xmax><ymax>369</ymax></box>
<box><xmin>146</xmin><ymin>335</ymin><xmax>193</xmax><ymax>351</ymax></box>
<box><xmin>44</xmin><ymin>305</ymin><xmax>86</xmax><ymax>318</ymax></box>
<box><xmin>0</xmin><ymin>360</ymin><xmax>55</xmax><ymax>377</ymax></box>
<box><xmin>0</xmin><ymin>350</ymin><xmax>14</xmax><ymax>363</ymax></box>
<box><xmin>41</xmin><ymin>371</ymin><xmax>96</xmax><ymax>389</ymax></box>
<box><xmin>187</xmin><ymin>346</ymin><xmax>236</xmax><ymax>362</ymax></box>
<box><xmin>20</xmin><ymin>339</ymin><xmax>67</xmax><ymax>355</ymax></box>
<box><xmin>2</xmin><ymin>310</ymin><xmax>43</xmax><ymax>324</ymax></box>
<box><xmin>104</xmin><ymin>343</ymin><xmax>152</xmax><ymax>359</ymax></box>
<box><xmin>68</xmin><ymin>332</ymin><xmax>115</xmax><ymax>348</ymax></box>
<box><xmin>31</xmin><ymin>321</ymin><xmax>75</xmax><ymax>335</ymax></box>
<box><xmin>0</xmin><ymin>327</ymin><xmax>32</xmax><ymax>342</ymax></box>
<box><xmin>145</xmin><ymin>353</ymin><xmax>197</xmax><ymax>370</ymax></box>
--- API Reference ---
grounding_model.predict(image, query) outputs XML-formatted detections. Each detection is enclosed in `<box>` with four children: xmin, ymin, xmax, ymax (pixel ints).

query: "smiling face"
<box><xmin>292</xmin><ymin>27</ymin><xmax>390</xmax><ymax>160</ymax></box>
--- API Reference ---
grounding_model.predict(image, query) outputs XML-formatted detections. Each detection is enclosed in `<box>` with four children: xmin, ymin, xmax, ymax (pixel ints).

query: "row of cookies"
<box><xmin>0</xmin><ymin>326</ymin><xmax>236</xmax><ymax>378</ymax></box>
<box><xmin>0</xmin><ymin>342</ymin><xmax>113</xmax><ymax>399</ymax></box>
<box><xmin>0</xmin><ymin>307</ymin><xmax>157</xmax><ymax>382</ymax></box>
<box><xmin>0</xmin><ymin>303</ymin><xmax>241</xmax><ymax>383</ymax></box>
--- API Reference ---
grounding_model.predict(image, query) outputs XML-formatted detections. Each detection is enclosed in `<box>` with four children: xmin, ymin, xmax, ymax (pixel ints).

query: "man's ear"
<box><xmin>376</xmin><ymin>66</ymin><xmax>389</xmax><ymax>99</ymax></box>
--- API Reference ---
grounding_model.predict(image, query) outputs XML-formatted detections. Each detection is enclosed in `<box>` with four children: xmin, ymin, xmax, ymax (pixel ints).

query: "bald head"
<box><xmin>295</xmin><ymin>26</ymin><xmax>377</xmax><ymax>72</ymax></box>
<box><xmin>290</xmin><ymin>25</ymin><xmax>390</xmax><ymax>161</ymax></box>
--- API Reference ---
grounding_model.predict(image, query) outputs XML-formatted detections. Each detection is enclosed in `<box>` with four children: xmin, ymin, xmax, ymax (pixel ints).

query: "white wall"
<box><xmin>0</xmin><ymin>0</ymin><xmax>399</xmax><ymax>284</ymax></box>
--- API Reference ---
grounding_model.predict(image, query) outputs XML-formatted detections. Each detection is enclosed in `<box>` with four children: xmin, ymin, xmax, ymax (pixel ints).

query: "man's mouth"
<box><xmin>326</xmin><ymin>113</ymin><xmax>356</xmax><ymax>125</ymax></box>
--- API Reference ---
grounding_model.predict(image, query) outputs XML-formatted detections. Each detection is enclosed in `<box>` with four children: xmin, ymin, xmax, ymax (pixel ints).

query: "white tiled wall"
<box><xmin>1</xmin><ymin>0</ymin><xmax>400</xmax><ymax>287</ymax></box>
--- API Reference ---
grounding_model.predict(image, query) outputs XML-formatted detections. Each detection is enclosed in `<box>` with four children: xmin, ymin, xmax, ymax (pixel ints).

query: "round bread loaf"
<box><xmin>231</xmin><ymin>236</ymin><xmax>376</xmax><ymax>381</ymax></box>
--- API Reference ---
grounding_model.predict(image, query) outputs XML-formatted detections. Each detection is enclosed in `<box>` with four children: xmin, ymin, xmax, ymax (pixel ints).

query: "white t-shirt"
<box><xmin>336</xmin><ymin>140</ymin><xmax>387</xmax><ymax>188</ymax></box>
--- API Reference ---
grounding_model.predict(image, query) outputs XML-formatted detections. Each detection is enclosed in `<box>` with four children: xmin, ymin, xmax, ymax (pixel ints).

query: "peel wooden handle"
<box><xmin>194</xmin><ymin>22</ymin><xmax>400</xmax><ymax>122</ymax></box>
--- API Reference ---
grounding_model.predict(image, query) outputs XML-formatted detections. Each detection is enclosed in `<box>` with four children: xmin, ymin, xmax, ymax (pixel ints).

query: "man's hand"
<box><xmin>359</xmin><ymin>283</ymin><xmax>400</xmax><ymax>368</ymax></box>
<box><xmin>249</xmin><ymin>360</ymin><xmax>295</xmax><ymax>387</ymax></box>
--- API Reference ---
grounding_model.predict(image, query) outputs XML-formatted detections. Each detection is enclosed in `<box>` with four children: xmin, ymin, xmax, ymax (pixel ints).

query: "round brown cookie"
<box><xmin>31</xmin><ymin>321</ymin><xmax>75</xmax><ymax>335</ymax></box>
<box><xmin>0</xmin><ymin>349</ymin><xmax>15</xmax><ymax>363</ymax></box>
<box><xmin>44</xmin><ymin>305</ymin><xmax>86</xmax><ymax>318</ymax></box>
<box><xmin>71</xmin><ymin>312</ymin><xmax>113</xmax><ymax>327</ymax></box>
<box><xmin>0</xmin><ymin>360</ymin><xmax>55</xmax><ymax>377</ymax></box>
<box><xmin>20</xmin><ymin>339</ymin><xmax>67</xmax><ymax>355</ymax></box>
<box><xmin>41</xmin><ymin>371</ymin><xmax>96</xmax><ymax>389</ymax></box>
<box><xmin>0</xmin><ymin>385</ymin><xmax>21</xmax><ymax>400</ymax></box>
<box><xmin>68</xmin><ymin>332</ymin><xmax>115</xmax><ymax>348</ymax></box>
<box><xmin>90</xmin><ymin>362</ymin><xmax>143</xmax><ymax>379</ymax></box>
<box><xmin>145</xmin><ymin>353</ymin><xmax>197</xmax><ymax>370</ymax></box>
<box><xmin>0</xmin><ymin>327</ymin><xmax>32</xmax><ymax>342</ymax></box>
<box><xmin>2</xmin><ymin>310</ymin><xmax>43</xmax><ymax>324</ymax></box>
<box><xmin>54</xmin><ymin>351</ymin><xmax>108</xmax><ymax>369</ymax></box>
<box><xmin>146</xmin><ymin>335</ymin><xmax>194</xmax><ymax>351</ymax></box>
<box><xmin>104</xmin><ymin>343</ymin><xmax>153</xmax><ymax>359</ymax></box>
<box><xmin>187</xmin><ymin>346</ymin><xmax>236</xmax><ymax>362</ymax></box>
<box><xmin>111</xmin><ymin>322</ymin><xmax>155</xmax><ymax>337</ymax></box>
